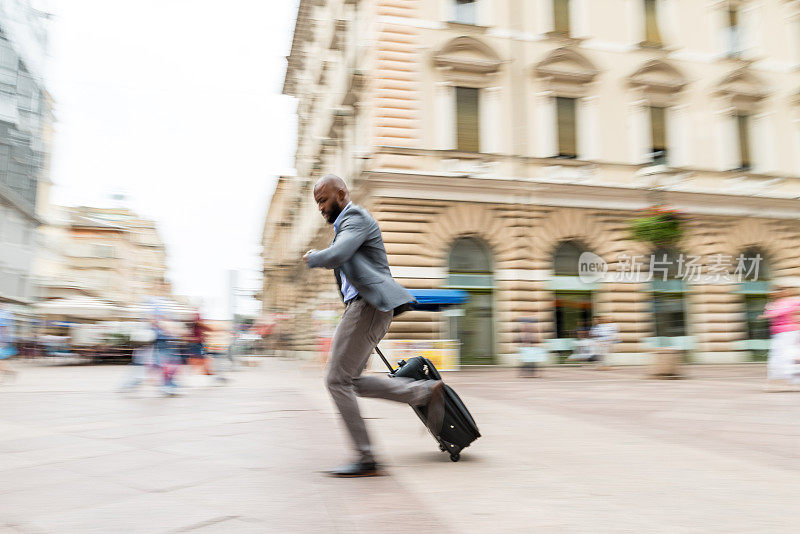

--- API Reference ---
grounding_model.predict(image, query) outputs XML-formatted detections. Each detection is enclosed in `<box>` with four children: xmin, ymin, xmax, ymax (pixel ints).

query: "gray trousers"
<box><xmin>325</xmin><ymin>298</ymin><xmax>433</xmax><ymax>462</ymax></box>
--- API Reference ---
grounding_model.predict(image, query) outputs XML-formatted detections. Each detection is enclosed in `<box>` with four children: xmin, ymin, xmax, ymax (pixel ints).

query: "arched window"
<box><xmin>737</xmin><ymin>246</ymin><xmax>768</xmax><ymax>281</ymax></box>
<box><xmin>448</xmin><ymin>237</ymin><xmax>492</xmax><ymax>274</ymax></box>
<box><xmin>553</xmin><ymin>240</ymin><xmax>586</xmax><ymax>276</ymax></box>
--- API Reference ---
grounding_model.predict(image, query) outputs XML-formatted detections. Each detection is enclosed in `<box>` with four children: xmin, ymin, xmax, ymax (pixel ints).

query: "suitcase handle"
<box><xmin>374</xmin><ymin>346</ymin><xmax>394</xmax><ymax>373</ymax></box>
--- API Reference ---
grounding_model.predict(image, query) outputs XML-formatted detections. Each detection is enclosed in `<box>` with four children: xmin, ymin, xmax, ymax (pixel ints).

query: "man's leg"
<box><xmin>354</xmin><ymin>374</ymin><xmax>433</xmax><ymax>405</ymax></box>
<box><xmin>325</xmin><ymin>299</ymin><xmax>392</xmax><ymax>463</ymax></box>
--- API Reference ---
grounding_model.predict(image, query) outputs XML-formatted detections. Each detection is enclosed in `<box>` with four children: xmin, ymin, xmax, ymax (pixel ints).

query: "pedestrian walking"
<box><xmin>117</xmin><ymin>323</ymin><xmax>157</xmax><ymax>391</ymax></box>
<box><xmin>303</xmin><ymin>174</ymin><xmax>445</xmax><ymax>478</ymax></box>
<box><xmin>0</xmin><ymin>307</ymin><xmax>18</xmax><ymax>383</ymax></box>
<box><xmin>311</xmin><ymin>302</ymin><xmax>339</xmax><ymax>368</ymax></box>
<box><xmin>568</xmin><ymin>323</ymin><xmax>593</xmax><ymax>363</ymax></box>
<box><xmin>760</xmin><ymin>285</ymin><xmax>800</xmax><ymax>392</ymax></box>
<box><xmin>187</xmin><ymin>312</ymin><xmax>226</xmax><ymax>383</ymax></box>
<box><xmin>147</xmin><ymin>290</ymin><xmax>182</xmax><ymax>396</ymax></box>
<box><xmin>591</xmin><ymin>315</ymin><xmax>620</xmax><ymax>371</ymax></box>
<box><xmin>516</xmin><ymin>317</ymin><xmax>545</xmax><ymax>377</ymax></box>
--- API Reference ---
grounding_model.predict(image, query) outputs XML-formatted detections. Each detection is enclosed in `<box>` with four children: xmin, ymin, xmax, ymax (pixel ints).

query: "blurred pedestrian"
<box><xmin>117</xmin><ymin>323</ymin><xmax>157</xmax><ymax>391</ymax></box>
<box><xmin>303</xmin><ymin>174</ymin><xmax>442</xmax><ymax>478</ymax></box>
<box><xmin>591</xmin><ymin>315</ymin><xmax>620</xmax><ymax>371</ymax></box>
<box><xmin>187</xmin><ymin>312</ymin><xmax>226</xmax><ymax>383</ymax></box>
<box><xmin>568</xmin><ymin>323</ymin><xmax>593</xmax><ymax>363</ymax></box>
<box><xmin>516</xmin><ymin>317</ymin><xmax>545</xmax><ymax>377</ymax></box>
<box><xmin>312</xmin><ymin>302</ymin><xmax>339</xmax><ymax>368</ymax></box>
<box><xmin>148</xmin><ymin>296</ymin><xmax>181</xmax><ymax>396</ymax></box>
<box><xmin>0</xmin><ymin>307</ymin><xmax>18</xmax><ymax>382</ymax></box>
<box><xmin>760</xmin><ymin>285</ymin><xmax>800</xmax><ymax>392</ymax></box>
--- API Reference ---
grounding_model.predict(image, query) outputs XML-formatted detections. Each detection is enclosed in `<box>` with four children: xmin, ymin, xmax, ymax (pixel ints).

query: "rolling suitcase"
<box><xmin>375</xmin><ymin>347</ymin><xmax>480</xmax><ymax>462</ymax></box>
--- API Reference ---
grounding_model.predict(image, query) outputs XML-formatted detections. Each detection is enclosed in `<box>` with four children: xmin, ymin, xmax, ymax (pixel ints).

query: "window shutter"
<box><xmin>644</xmin><ymin>0</ymin><xmax>662</xmax><ymax>46</ymax></box>
<box><xmin>650</xmin><ymin>106</ymin><xmax>667</xmax><ymax>163</ymax></box>
<box><xmin>737</xmin><ymin>114</ymin><xmax>751</xmax><ymax>170</ymax></box>
<box><xmin>556</xmin><ymin>97</ymin><xmax>577</xmax><ymax>158</ymax></box>
<box><xmin>456</xmin><ymin>87</ymin><xmax>480</xmax><ymax>152</ymax></box>
<box><xmin>553</xmin><ymin>0</ymin><xmax>570</xmax><ymax>34</ymax></box>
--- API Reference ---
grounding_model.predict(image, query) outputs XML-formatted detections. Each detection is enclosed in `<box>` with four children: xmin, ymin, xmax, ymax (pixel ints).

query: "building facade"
<box><xmin>0</xmin><ymin>0</ymin><xmax>51</xmax><ymax>308</ymax></box>
<box><xmin>265</xmin><ymin>0</ymin><xmax>800</xmax><ymax>365</ymax></box>
<box><xmin>36</xmin><ymin>205</ymin><xmax>172</xmax><ymax>306</ymax></box>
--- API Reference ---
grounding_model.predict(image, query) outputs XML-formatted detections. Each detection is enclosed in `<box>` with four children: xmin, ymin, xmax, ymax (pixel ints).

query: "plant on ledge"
<box><xmin>629</xmin><ymin>205</ymin><xmax>684</xmax><ymax>246</ymax></box>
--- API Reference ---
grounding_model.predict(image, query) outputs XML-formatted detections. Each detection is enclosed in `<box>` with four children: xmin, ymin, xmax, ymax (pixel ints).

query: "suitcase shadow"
<box><xmin>399</xmin><ymin>451</ymin><xmax>483</xmax><ymax>464</ymax></box>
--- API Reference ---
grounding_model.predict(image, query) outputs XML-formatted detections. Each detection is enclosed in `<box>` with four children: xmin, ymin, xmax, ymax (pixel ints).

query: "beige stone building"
<box><xmin>37</xmin><ymin>206</ymin><xmax>171</xmax><ymax>306</ymax></box>
<box><xmin>264</xmin><ymin>0</ymin><xmax>800</xmax><ymax>365</ymax></box>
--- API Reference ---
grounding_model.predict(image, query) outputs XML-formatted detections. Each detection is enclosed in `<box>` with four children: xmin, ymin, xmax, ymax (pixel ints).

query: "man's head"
<box><xmin>313</xmin><ymin>174</ymin><xmax>350</xmax><ymax>224</ymax></box>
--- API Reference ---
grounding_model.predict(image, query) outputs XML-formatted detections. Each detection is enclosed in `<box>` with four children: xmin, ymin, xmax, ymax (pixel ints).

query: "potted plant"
<box><xmin>629</xmin><ymin>205</ymin><xmax>683</xmax><ymax>246</ymax></box>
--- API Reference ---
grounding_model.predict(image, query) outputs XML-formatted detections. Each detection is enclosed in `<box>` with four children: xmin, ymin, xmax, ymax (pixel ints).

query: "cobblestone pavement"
<box><xmin>0</xmin><ymin>359</ymin><xmax>799</xmax><ymax>533</ymax></box>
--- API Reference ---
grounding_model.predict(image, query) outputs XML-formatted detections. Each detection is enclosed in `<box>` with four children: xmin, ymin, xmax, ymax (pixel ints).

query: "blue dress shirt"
<box><xmin>332</xmin><ymin>202</ymin><xmax>359</xmax><ymax>303</ymax></box>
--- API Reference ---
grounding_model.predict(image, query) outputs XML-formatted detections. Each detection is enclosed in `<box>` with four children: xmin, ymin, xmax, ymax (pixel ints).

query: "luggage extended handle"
<box><xmin>374</xmin><ymin>346</ymin><xmax>394</xmax><ymax>373</ymax></box>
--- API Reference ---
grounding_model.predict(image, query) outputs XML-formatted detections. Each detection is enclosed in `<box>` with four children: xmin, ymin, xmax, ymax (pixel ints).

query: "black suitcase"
<box><xmin>375</xmin><ymin>347</ymin><xmax>480</xmax><ymax>462</ymax></box>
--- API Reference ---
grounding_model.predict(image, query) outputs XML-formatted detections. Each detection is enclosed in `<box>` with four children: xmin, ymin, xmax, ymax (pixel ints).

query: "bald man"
<box><xmin>303</xmin><ymin>174</ymin><xmax>445</xmax><ymax>477</ymax></box>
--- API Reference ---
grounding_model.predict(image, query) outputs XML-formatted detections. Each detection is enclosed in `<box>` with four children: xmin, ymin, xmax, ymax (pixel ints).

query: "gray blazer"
<box><xmin>306</xmin><ymin>204</ymin><xmax>414</xmax><ymax>314</ymax></box>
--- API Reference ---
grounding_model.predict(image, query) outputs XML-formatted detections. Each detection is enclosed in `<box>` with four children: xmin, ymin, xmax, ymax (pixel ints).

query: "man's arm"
<box><xmin>305</xmin><ymin>214</ymin><xmax>368</xmax><ymax>269</ymax></box>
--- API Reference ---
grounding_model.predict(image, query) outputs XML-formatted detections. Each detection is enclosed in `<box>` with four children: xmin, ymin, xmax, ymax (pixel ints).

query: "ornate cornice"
<box><xmin>715</xmin><ymin>67</ymin><xmax>770</xmax><ymax>109</ymax></box>
<box><xmin>534</xmin><ymin>47</ymin><xmax>599</xmax><ymax>84</ymax></box>
<box><xmin>432</xmin><ymin>36</ymin><xmax>503</xmax><ymax>86</ymax></box>
<box><xmin>628</xmin><ymin>59</ymin><xmax>688</xmax><ymax>94</ymax></box>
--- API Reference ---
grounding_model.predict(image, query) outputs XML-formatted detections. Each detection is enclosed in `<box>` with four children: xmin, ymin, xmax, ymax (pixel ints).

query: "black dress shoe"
<box><xmin>425</xmin><ymin>380</ymin><xmax>446</xmax><ymax>434</ymax></box>
<box><xmin>326</xmin><ymin>461</ymin><xmax>381</xmax><ymax>478</ymax></box>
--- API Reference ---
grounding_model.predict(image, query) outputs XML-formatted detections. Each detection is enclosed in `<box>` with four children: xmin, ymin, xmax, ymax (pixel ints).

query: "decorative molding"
<box><xmin>534</xmin><ymin>47</ymin><xmax>600</xmax><ymax>97</ymax></box>
<box><xmin>534</xmin><ymin>47</ymin><xmax>600</xmax><ymax>84</ymax></box>
<box><xmin>628</xmin><ymin>59</ymin><xmax>688</xmax><ymax>96</ymax></box>
<box><xmin>365</xmin><ymin>170</ymin><xmax>800</xmax><ymax>219</ymax></box>
<box><xmin>715</xmin><ymin>67</ymin><xmax>770</xmax><ymax>111</ymax></box>
<box><xmin>432</xmin><ymin>35</ymin><xmax>504</xmax><ymax>87</ymax></box>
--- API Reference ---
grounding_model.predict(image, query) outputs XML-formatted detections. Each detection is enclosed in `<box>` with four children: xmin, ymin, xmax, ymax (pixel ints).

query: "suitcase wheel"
<box><xmin>449</xmin><ymin>453</ymin><xmax>460</xmax><ymax>462</ymax></box>
<box><xmin>439</xmin><ymin>443</ymin><xmax>447</xmax><ymax>452</ymax></box>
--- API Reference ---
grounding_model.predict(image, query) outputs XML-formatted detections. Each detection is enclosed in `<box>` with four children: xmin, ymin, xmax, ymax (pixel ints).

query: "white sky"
<box><xmin>45</xmin><ymin>0</ymin><xmax>299</xmax><ymax>319</ymax></box>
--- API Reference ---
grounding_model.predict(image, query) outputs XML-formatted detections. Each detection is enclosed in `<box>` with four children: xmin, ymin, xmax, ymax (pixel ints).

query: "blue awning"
<box><xmin>408</xmin><ymin>289</ymin><xmax>470</xmax><ymax>311</ymax></box>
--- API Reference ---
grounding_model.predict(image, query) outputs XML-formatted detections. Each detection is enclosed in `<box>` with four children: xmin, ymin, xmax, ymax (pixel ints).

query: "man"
<box><xmin>590</xmin><ymin>315</ymin><xmax>619</xmax><ymax>371</ymax></box>
<box><xmin>303</xmin><ymin>174</ymin><xmax>445</xmax><ymax>478</ymax></box>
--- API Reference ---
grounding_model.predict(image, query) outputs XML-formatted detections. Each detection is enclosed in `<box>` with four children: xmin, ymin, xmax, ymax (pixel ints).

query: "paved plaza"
<box><xmin>1</xmin><ymin>358</ymin><xmax>799</xmax><ymax>533</ymax></box>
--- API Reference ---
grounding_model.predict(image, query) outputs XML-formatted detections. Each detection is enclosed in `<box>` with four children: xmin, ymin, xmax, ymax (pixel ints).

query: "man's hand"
<box><xmin>303</xmin><ymin>250</ymin><xmax>317</xmax><ymax>264</ymax></box>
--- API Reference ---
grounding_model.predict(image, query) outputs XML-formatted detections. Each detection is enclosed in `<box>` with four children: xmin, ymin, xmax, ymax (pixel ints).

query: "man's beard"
<box><xmin>326</xmin><ymin>203</ymin><xmax>343</xmax><ymax>224</ymax></box>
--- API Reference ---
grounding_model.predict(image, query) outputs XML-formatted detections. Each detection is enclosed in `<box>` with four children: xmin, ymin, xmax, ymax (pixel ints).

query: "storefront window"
<box><xmin>653</xmin><ymin>293</ymin><xmax>686</xmax><ymax>337</ymax></box>
<box><xmin>651</xmin><ymin>247</ymin><xmax>686</xmax><ymax>338</ymax></box>
<box><xmin>744</xmin><ymin>295</ymin><xmax>769</xmax><ymax>340</ymax></box>
<box><xmin>739</xmin><ymin>247</ymin><xmax>770</xmax><ymax>359</ymax></box>
<box><xmin>554</xmin><ymin>291</ymin><xmax>592</xmax><ymax>338</ymax></box>
<box><xmin>553</xmin><ymin>241</ymin><xmax>593</xmax><ymax>338</ymax></box>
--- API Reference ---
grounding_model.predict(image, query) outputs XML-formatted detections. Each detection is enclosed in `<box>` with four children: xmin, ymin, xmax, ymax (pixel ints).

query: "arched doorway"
<box><xmin>446</xmin><ymin>237</ymin><xmax>494</xmax><ymax>364</ymax></box>
<box><xmin>552</xmin><ymin>240</ymin><xmax>594</xmax><ymax>340</ymax></box>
